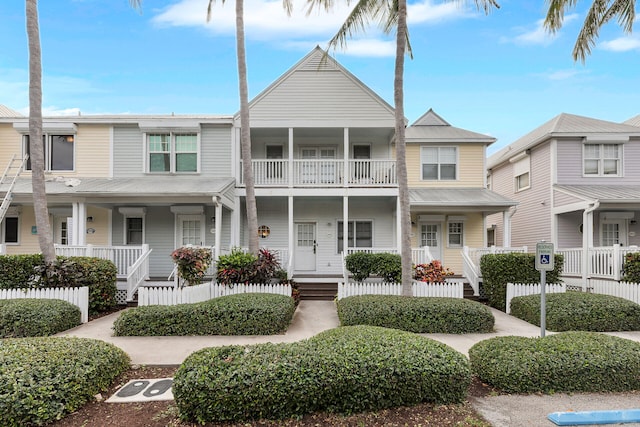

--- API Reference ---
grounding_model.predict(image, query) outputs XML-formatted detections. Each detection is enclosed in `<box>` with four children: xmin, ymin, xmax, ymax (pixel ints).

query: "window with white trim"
<box><xmin>126</xmin><ymin>217</ymin><xmax>144</xmax><ymax>245</ymax></box>
<box><xmin>421</xmin><ymin>146</ymin><xmax>457</xmax><ymax>180</ymax></box>
<box><xmin>23</xmin><ymin>134</ymin><xmax>75</xmax><ymax>171</ymax></box>
<box><xmin>337</xmin><ymin>220</ymin><xmax>372</xmax><ymax>253</ymax></box>
<box><xmin>583</xmin><ymin>143</ymin><xmax>621</xmax><ymax>176</ymax></box>
<box><xmin>448</xmin><ymin>222</ymin><xmax>463</xmax><ymax>247</ymax></box>
<box><xmin>3</xmin><ymin>217</ymin><xmax>19</xmax><ymax>244</ymax></box>
<box><xmin>512</xmin><ymin>155</ymin><xmax>531</xmax><ymax>192</ymax></box>
<box><xmin>147</xmin><ymin>133</ymin><xmax>198</xmax><ymax>173</ymax></box>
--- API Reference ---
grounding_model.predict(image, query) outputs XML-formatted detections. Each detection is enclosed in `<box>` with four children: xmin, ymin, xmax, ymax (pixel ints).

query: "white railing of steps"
<box><xmin>126</xmin><ymin>247</ymin><xmax>152</xmax><ymax>302</ymax></box>
<box><xmin>54</xmin><ymin>244</ymin><xmax>147</xmax><ymax>278</ymax></box>
<box><xmin>462</xmin><ymin>246</ymin><xmax>529</xmax><ymax>297</ymax></box>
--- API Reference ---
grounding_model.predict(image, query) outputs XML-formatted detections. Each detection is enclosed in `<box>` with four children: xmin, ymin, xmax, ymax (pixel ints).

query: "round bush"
<box><xmin>469</xmin><ymin>332</ymin><xmax>640</xmax><ymax>394</ymax></box>
<box><xmin>174</xmin><ymin>325</ymin><xmax>470</xmax><ymax>423</ymax></box>
<box><xmin>510</xmin><ymin>292</ymin><xmax>640</xmax><ymax>332</ymax></box>
<box><xmin>113</xmin><ymin>293</ymin><xmax>295</xmax><ymax>336</ymax></box>
<box><xmin>0</xmin><ymin>337</ymin><xmax>130</xmax><ymax>427</ymax></box>
<box><xmin>337</xmin><ymin>295</ymin><xmax>494</xmax><ymax>333</ymax></box>
<box><xmin>0</xmin><ymin>298</ymin><xmax>81</xmax><ymax>338</ymax></box>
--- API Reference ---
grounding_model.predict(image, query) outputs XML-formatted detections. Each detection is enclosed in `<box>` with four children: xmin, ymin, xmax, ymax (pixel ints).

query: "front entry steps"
<box><xmin>293</xmin><ymin>275</ymin><xmax>341</xmax><ymax>301</ymax></box>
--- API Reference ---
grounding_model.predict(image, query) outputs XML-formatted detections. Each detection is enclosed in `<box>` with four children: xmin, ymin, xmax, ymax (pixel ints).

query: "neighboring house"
<box><xmin>0</xmin><ymin>47</ymin><xmax>515</xmax><ymax>299</ymax></box>
<box><xmin>487</xmin><ymin>113</ymin><xmax>640</xmax><ymax>287</ymax></box>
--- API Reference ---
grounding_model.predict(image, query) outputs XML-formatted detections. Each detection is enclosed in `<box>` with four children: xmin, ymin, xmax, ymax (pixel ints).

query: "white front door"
<box><xmin>295</xmin><ymin>222</ymin><xmax>316</xmax><ymax>271</ymax></box>
<box><xmin>601</xmin><ymin>220</ymin><xmax>628</xmax><ymax>246</ymax></box>
<box><xmin>54</xmin><ymin>217</ymin><xmax>69</xmax><ymax>245</ymax></box>
<box><xmin>421</xmin><ymin>223</ymin><xmax>442</xmax><ymax>261</ymax></box>
<box><xmin>177</xmin><ymin>214</ymin><xmax>204</xmax><ymax>247</ymax></box>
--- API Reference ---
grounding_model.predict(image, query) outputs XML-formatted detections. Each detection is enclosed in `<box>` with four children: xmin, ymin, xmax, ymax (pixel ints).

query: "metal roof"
<box><xmin>3</xmin><ymin>176</ymin><xmax>236</xmax><ymax>198</ymax></box>
<box><xmin>488</xmin><ymin>113</ymin><xmax>640</xmax><ymax>169</ymax></box>
<box><xmin>409</xmin><ymin>188</ymin><xmax>517</xmax><ymax>208</ymax></box>
<box><xmin>555</xmin><ymin>185</ymin><xmax>640</xmax><ymax>203</ymax></box>
<box><xmin>624</xmin><ymin>114</ymin><xmax>640</xmax><ymax>127</ymax></box>
<box><xmin>0</xmin><ymin>105</ymin><xmax>24</xmax><ymax>117</ymax></box>
<box><xmin>405</xmin><ymin>109</ymin><xmax>496</xmax><ymax>144</ymax></box>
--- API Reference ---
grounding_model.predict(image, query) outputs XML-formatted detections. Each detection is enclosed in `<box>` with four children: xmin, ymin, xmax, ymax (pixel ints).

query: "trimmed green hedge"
<box><xmin>174</xmin><ymin>325</ymin><xmax>470</xmax><ymax>423</ymax></box>
<box><xmin>510</xmin><ymin>291</ymin><xmax>640</xmax><ymax>332</ymax></box>
<box><xmin>480</xmin><ymin>252</ymin><xmax>564</xmax><ymax>311</ymax></box>
<box><xmin>469</xmin><ymin>332</ymin><xmax>640</xmax><ymax>394</ymax></box>
<box><xmin>0</xmin><ymin>299</ymin><xmax>81</xmax><ymax>338</ymax></box>
<box><xmin>0</xmin><ymin>255</ymin><xmax>117</xmax><ymax>314</ymax></box>
<box><xmin>0</xmin><ymin>337</ymin><xmax>130</xmax><ymax>427</ymax></box>
<box><xmin>113</xmin><ymin>293</ymin><xmax>295</xmax><ymax>336</ymax></box>
<box><xmin>337</xmin><ymin>295</ymin><xmax>494</xmax><ymax>333</ymax></box>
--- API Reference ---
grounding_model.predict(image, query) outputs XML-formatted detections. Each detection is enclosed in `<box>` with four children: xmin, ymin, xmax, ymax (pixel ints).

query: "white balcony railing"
<box><xmin>240</xmin><ymin>159</ymin><xmax>397</xmax><ymax>187</ymax></box>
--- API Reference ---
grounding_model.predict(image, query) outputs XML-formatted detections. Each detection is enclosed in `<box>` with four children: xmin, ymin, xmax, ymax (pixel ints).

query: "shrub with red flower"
<box><xmin>171</xmin><ymin>246</ymin><xmax>212</xmax><ymax>286</ymax></box>
<box><xmin>413</xmin><ymin>260</ymin><xmax>454</xmax><ymax>283</ymax></box>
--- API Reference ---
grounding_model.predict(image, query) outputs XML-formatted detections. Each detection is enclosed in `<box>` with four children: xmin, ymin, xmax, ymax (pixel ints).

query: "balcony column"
<box><xmin>288</xmin><ymin>128</ymin><xmax>294</xmax><ymax>188</ymax></box>
<box><xmin>343</xmin><ymin>128</ymin><xmax>349</xmax><ymax>187</ymax></box>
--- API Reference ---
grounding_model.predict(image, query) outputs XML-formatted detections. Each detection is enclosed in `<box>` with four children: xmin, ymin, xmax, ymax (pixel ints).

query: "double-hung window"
<box><xmin>337</xmin><ymin>220</ymin><xmax>373</xmax><ymax>253</ymax></box>
<box><xmin>448</xmin><ymin>222</ymin><xmax>464</xmax><ymax>247</ymax></box>
<box><xmin>421</xmin><ymin>146</ymin><xmax>457</xmax><ymax>180</ymax></box>
<box><xmin>583</xmin><ymin>143</ymin><xmax>621</xmax><ymax>176</ymax></box>
<box><xmin>24</xmin><ymin>134</ymin><xmax>75</xmax><ymax>171</ymax></box>
<box><xmin>147</xmin><ymin>133</ymin><xmax>198</xmax><ymax>173</ymax></box>
<box><xmin>512</xmin><ymin>154</ymin><xmax>531</xmax><ymax>192</ymax></box>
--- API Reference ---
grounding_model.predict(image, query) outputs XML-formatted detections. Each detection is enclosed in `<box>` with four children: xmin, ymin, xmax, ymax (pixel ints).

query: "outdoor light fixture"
<box><xmin>258</xmin><ymin>225</ymin><xmax>270</xmax><ymax>238</ymax></box>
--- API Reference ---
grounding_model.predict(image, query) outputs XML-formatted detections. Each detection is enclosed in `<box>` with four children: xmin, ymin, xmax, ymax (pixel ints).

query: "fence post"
<box><xmin>86</xmin><ymin>244</ymin><xmax>94</xmax><ymax>257</ymax></box>
<box><xmin>613</xmin><ymin>244</ymin><xmax>621</xmax><ymax>281</ymax></box>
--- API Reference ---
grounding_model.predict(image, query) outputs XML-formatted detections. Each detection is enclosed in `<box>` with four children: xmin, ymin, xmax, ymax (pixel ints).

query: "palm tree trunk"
<box><xmin>235</xmin><ymin>0</ymin><xmax>259</xmax><ymax>254</ymax></box>
<box><xmin>26</xmin><ymin>0</ymin><xmax>55</xmax><ymax>264</ymax></box>
<box><xmin>394</xmin><ymin>0</ymin><xmax>412</xmax><ymax>296</ymax></box>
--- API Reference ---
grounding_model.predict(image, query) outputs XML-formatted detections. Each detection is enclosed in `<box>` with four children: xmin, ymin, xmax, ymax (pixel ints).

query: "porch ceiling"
<box><xmin>555</xmin><ymin>185</ymin><xmax>640</xmax><ymax>204</ymax></box>
<box><xmin>409</xmin><ymin>188</ymin><xmax>518</xmax><ymax>210</ymax></box>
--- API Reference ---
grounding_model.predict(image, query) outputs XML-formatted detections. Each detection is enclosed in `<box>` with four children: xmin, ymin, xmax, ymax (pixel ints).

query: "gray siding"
<box><xmin>201</xmin><ymin>125</ymin><xmax>233</xmax><ymax>176</ymax></box>
<box><xmin>557</xmin><ymin>211</ymin><xmax>583</xmax><ymax>247</ymax></box>
<box><xmin>556</xmin><ymin>138</ymin><xmax>640</xmax><ymax>185</ymax></box>
<box><xmin>113</xmin><ymin>125</ymin><xmax>143</xmax><ymax>177</ymax></box>
<box><xmin>553</xmin><ymin>189</ymin><xmax>585</xmax><ymax>208</ymax></box>
<box><xmin>250</xmin><ymin>72</ymin><xmax>395</xmax><ymax>127</ymax></box>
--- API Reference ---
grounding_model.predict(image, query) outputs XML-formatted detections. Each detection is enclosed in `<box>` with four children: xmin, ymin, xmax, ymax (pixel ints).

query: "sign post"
<box><xmin>535</xmin><ymin>241</ymin><xmax>554</xmax><ymax>337</ymax></box>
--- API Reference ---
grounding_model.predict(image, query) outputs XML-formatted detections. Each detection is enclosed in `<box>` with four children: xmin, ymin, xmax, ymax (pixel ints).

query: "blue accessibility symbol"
<box><xmin>540</xmin><ymin>254</ymin><xmax>550</xmax><ymax>264</ymax></box>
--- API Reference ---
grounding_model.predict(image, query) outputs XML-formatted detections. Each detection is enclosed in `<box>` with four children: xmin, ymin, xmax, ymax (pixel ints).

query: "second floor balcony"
<box><xmin>239</xmin><ymin>159</ymin><xmax>397</xmax><ymax>187</ymax></box>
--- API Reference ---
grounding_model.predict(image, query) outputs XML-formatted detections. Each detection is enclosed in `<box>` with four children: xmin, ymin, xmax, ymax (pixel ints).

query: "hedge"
<box><xmin>113</xmin><ymin>293</ymin><xmax>295</xmax><ymax>336</ymax></box>
<box><xmin>480</xmin><ymin>252</ymin><xmax>563</xmax><ymax>311</ymax></box>
<box><xmin>510</xmin><ymin>291</ymin><xmax>640</xmax><ymax>332</ymax></box>
<box><xmin>0</xmin><ymin>255</ymin><xmax>117</xmax><ymax>314</ymax></box>
<box><xmin>337</xmin><ymin>295</ymin><xmax>494</xmax><ymax>333</ymax></box>
<box><xmin>173</xmin><ymin>325</ymin><xmax>470</xmax><ymax>423</ymax></box>
<box><xmin>0</xmin><ymin>337</ymin><xmax>130</xmax><ymax>427</ymax></box>
<box><xmin>0</xmin><ymin>299</ymin><xmax>81</xmax><ymax>338</ymax></box>
<box><xmin>469</xmin><ymin>332</ymin><xmax>640</xmax><ymax>394</ymax></box>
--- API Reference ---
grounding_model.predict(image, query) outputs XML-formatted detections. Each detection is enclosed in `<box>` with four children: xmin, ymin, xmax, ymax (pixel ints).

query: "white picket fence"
<box><xmin>505</xmin><ymin>282</ymin><xmax>567</xmax><ymax>314</ymax></box>
<box><xmin>138</xmin><ymin>282</ymin><xmax>292</xmax><ymax>306</ymax></box>
<box><xmin>590</xmin><ymin>279</ymin><xmax>640</xmax><ymax>305</ymax></box>
<box><xmin>0</xmin><ymin>286</ymin><xmax>89</xmax><ymax>323</ymax></box>
<box><xmin>337</xmin><ymin>281</ymin><xmax>463</xmax><ymax>300</ymax></box>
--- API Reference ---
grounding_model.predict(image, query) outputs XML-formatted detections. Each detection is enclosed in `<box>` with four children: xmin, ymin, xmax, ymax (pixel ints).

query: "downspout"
<box><xmin>582</xmin><ymin>201</ymin><xmax>600</xmax><ymax>292</ymax></box>
<box><xmin>503</xmin><ymin>205</ymin><xmax>517</xmax><ymax>247</ymax></box>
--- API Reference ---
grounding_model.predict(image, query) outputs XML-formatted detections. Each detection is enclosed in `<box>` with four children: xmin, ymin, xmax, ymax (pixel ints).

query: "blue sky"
<box><xmin>1</xmin><ymin>0</ymin><xmax>639</xmax><ymax>154</ymax></box>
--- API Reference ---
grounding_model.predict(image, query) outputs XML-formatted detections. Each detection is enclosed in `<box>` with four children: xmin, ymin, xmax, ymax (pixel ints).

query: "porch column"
<box><xmin>71</xmin><ymin>202</ymin><xmax>79</xmax><ymax>245</ymax></box>
<box><xmin>231</xmin><ymin>196</ymin><xmax>241</xmax><ymax>247</ymax></box>
<box><xmin>71</xmin><ymin>202</ymin><xmax>87</xmax><ymax>246</ymax></box>
<box><xmin>343</xmin><ymin>128</ymin><xmax>349</xmax><ymax>188</ymax></box>
<box><xmin>582</xmin><ymin>202</ymin><xmax>599</xmax><ymax>292</ymax></box>
<box><xmin>343</xmin><ymin>195</ymin><xmax>349</xmax><ymax>254</ymax></box>
<box><xmin>288</xmin><ymin>128</ymin><xmax>294</xmax><ymax>188</ymax></box>
<box><xmin>396</xmin><ymin>196</ymin><xmax>401</xmax><ymax>250</ymax></box>
<box><xmin>288</xmin><ymin>196</ymin><xmax>294</xmax><ymax>276</ymax></box>
<box><xmin>213</xmin><ymin>196</ymin><xmax>222</xmax><ymax>260</ymax></box>
<box><xmin>503</xmin><ymin>206</ymin><xmax>516</xmax><ymax>247</ymax></box>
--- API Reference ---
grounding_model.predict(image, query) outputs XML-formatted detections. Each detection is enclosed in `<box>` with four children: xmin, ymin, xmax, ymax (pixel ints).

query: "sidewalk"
<box><xmin>57</xmin><ymin>300</ymin><xmax>640</xmax><ymax>427</ymax></box>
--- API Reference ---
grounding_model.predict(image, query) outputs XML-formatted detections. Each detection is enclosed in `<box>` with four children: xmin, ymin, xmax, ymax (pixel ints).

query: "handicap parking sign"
<box><xmin>535</xmin><ymin>242</ymin><xmax>554</xmax><ymax>271</ymax></box>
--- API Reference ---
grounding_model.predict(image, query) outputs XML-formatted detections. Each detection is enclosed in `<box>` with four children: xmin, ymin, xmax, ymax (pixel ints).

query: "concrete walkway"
<box><xmin>57</xmin><ymin>300</ymin><xmax>640</xmax><ymax>426</ymax></box>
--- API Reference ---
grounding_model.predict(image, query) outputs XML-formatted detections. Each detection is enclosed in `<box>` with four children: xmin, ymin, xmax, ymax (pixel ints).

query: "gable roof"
<box><xmin>488</xmin><ymin>113</ymin><xmax>640</xmax><ymax>169</ymax></box>
<box><xmin>405</xmin><ymin>109</ymin><xmax>496</xmax><ymax>144</ymax></box>
<box><xmin>243</xmin><ymin>46</ymin><xmax>398</xmax><ymax>126</ymax></box>
<box><xmin>0</xmin><ymin>105</ymin><xmax>23</xmax><ymax>117</ymax></box>
<box><xmin>624</xmin><ymin>114</ymin><xmax>640</xmax><ymax>127</ymax></box>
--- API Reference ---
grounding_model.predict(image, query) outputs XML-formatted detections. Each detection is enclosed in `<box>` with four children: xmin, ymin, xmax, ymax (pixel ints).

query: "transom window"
<box><xmin>147</xmin><ymin>133</ymin><xmax>198</xmax><ymax>173</ymax></box>
<box><xmin>24</xmin><ymin>134</ymin><xmax>74</xmax><ymax>171</ymax></box>
<box><xmin>421</xmin><ymin>146</ymin><xmax>457</xmax><ymax>180</ymax></box>
<box><xmin>583</xmin><ymin>143</ymin><xmax>621</xmax><ymax>176</ymax></box>
<box><xmin>337</xmin><ymin>220</ymin><xmax>372</xmax><ymax>253</ymax></box>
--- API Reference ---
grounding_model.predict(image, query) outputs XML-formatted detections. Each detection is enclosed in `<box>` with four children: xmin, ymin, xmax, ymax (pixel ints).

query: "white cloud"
<box><xmin>503</xmin><ymin>13</ymin><xmax>580</xmax><ymax>46</ymax></box>
<box><xmin>544</xmin><ymin>69</ymin><xmax>584</xmax><ymax>80</ymax></box>
<box><xmin>41</xmin><ymin>107</ymin><xmax>82</xmax><ymax>116</ymax></box>
<box><xmin>600</xmin><ymin>36</ymin><xmax>640</xmax><ymax>52</ymax></box>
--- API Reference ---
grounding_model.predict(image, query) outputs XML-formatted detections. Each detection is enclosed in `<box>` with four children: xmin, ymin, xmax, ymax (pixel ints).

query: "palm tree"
<box><xmin>207</xmin><ymin>0</ymin><xmax>292</xmax><ymax>255</ymax></box>
<box><xmin>544</xmin><ymin>0</ymin><xmax>636</xmax><ymax>62</ymax></box>
<box><xmin>307</xmin><ymin>0</ymin><xmax>499</xmax><ymax>295</ymax></box>
<box><xmin>26</xmin><ymin>0</ymin><xmax>55</xmax><ymax>264</ymax></box>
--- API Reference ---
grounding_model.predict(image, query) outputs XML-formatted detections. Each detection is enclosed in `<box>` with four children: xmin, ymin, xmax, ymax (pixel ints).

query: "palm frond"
<box><xmin>573</xmin><ymin>0</ymin><xmax>610</xmax><ymax>62</ymax></box>
<box><xmin>544</xmin><ymin>0</ymin><xmax>579</xmax><ymax>34</ymax></box>
<box><xmin>603</xmin><ymin>0</ymin><xmax>636</xmax><ymax>32</ymax></box>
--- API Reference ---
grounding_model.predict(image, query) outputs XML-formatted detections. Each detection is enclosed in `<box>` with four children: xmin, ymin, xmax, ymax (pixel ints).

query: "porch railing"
<box><xmin>462</xmin><ymin>246</ymin><xmax>529</xmax><ymax>297</ymax></box>
<box><xmin>558</xmin><ymin>244</ymin><xmax>640</xmax><ymax>281</ymax></box>
<box><xmin>240</xmin><ymin>159</ymin><xmax>397</xmax><ymax>187</ymax></box>
<box><xmin>54</xmin><ymin>244</ymin><xmax>147</xmax><ymax>278</ymax></box>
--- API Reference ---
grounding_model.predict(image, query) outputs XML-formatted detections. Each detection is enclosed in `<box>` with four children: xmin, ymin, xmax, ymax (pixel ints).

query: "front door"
<box><xmin>301</xmin><ymin>147</ymin><xmax>337</xmax><ymax>184</ymax></box>
<box><xmin>295</xmin><ymin>222</ymin><xmax>316</xmax><ymax>271</ymax></box>
<box><xmin>601</xmin><ymin>220</ymin><xmax>628</xmax><ymax>246</ymax></box>
<box><xmin>54</xmin><ymin>216</ymin><xmax>69</xmax><ymax>245</ymax></box>
<box><xmin>421</xmin><ymin>223</ymin><xmax>442</xmax><ymax>261</ymax></box>
<box><xmin>177</xmin><ymin>214</ymin><xmax>204</xmax><ymax>247</ymax></box>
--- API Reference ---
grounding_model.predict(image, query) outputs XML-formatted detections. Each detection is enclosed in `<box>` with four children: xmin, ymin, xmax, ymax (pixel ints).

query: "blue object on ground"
<box><xmin>548</xmin><ymin>409</ymin><xmax>640</xmax><ymax>425</ymax></box>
